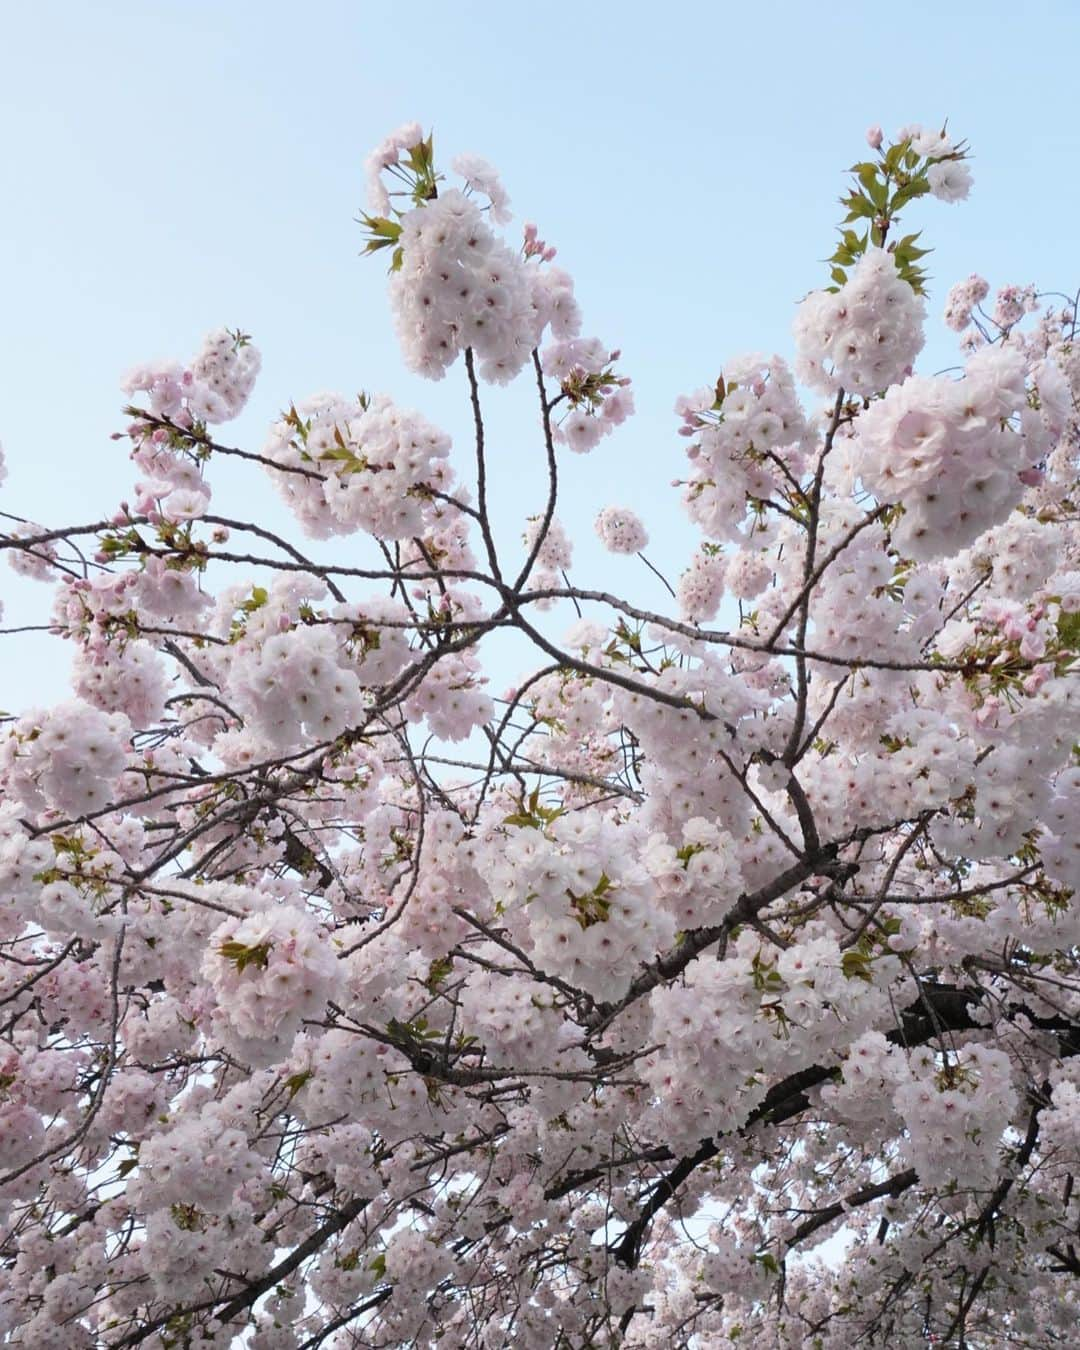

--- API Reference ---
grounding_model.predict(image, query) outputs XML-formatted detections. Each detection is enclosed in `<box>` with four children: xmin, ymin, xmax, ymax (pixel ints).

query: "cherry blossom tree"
<box><xmin>1</xmin><ymin>118</ymin><xmax>1079</xmax><ymax>1349</ymax></box>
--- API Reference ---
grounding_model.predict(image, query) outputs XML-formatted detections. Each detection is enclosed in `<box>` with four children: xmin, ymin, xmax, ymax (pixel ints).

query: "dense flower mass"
<box><xmin>677</xmin><ymin>352</ymin><xmax>810</xmax><ymax>545</ymax></box>
<box><xmin>594</xmin><ymin>505</ymin><xmax>649</xmax><ymax>554</ymax></box>
<box><xmin>2</xmin><ymin>119</ymin><xmax>1080</xmax><ymax>1350</ymax></box>
<box><xmin>263</xmin><ymin>393</ymin><xmax>455</xmax><ymax>540</ymax></box>
<box><xmin>123</xmin><ymin>327</ymin><xmax>261</xmax><ymax>427</ymax></box>
<box><xmin>1</xmin><ymin>702</ymin><xmax>132</xmax><ymax>817</ymax></box>
<box><xmin>365</xmin><ymin>132</ymin><xmax>582</xmax><ymax>388</ymax></box>
<box><xmin>794</xmin><ymin>246</ymin><xmax>926</xmax><ymax>396</ymax></box>
<box><xmin>853</xmin><ymin>345</ymin><xmax>1035</xmax><ymax>558</ymax></box>
<box><xmin>202</xmin><ymin>904</ymin><xmax>342</xmax><ymax>1060</ymax></box>
<box><xmin>388</xmin><ymin>188</ymin><xmax>544</xmax><ymax>383</ymax></box>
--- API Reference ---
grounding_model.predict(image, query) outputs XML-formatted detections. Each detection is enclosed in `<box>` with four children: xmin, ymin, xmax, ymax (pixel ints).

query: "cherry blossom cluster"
<box><xmin>1</xmin><ymin>117</ymin><xmax>1079</xmax><ymax>1349</ymax></box>
<box><xmin>676</xmin><ymin>353</ymin><xmax>810</xmax><ymax>545</ymax></box>
<box><xmin>794</xmin><ymin>247</ymin><xmax>926</xmax><ymax>396</ymax></box>
<box><xmin>479</xmin><ymin>813</ymin><xmax>676</xmax><ymax>1000</ymax></box>
<box><xmin>365</xmin><ymin>127</ymin><xmax>581</xmax><ymax>387</ymax></box>
<box><xmin>123</xmin><ymin>327</ymin><xmax>260</xmax><ymax>428</ymax></box>
<box><xmin>594</xmin><ymin>505</ymin><xmax>649</xmax><ymax>555</ymax></box>
<box><xmin>893</xmin><ymin>1042</ymin><xmax>1018</xmax><ymax>1189</ymax></box>
<box><xmin>541</xmin><ymin>336</ymin><xmax>634</xmax><ymax>453</ymax></box>
<box><xmin>0</xmin><ymin>701</ymin><xmax>131</xmax><ymax>818</ymax></box>
<box><xmin>944</xmin><ymin>272</ymin><xmax>990</xmax><ymax>332</ymax></box>
<box><xmin>854</xmin><ymin>345</ymin><xmax>1034</xmax><ymax>559</ymax></box>
<box><xmin>521</xmin><ymin>512</ymin><xmax>573</xmax><ymax>601</ymax></box>
<box><xmin>263</xmin><ymin>392</ymin><xmax>455</xmax><ymax>540</ymax></box>
<box><xmin>644</xmin><ymin>931</ymin><xmax>898</xmax><ymax>1149</ymax></box>
<box><xmin>202</xmin><ymin>904</ymin><xmax>342</xmax><ymax>1062</ymax></box>
<box><xmin>896</xmin><ymin>121</ymin><xmax>974</xmax><ymax>201</ymax></box>
<box><xmin>388</xmin><ymin>188</ymin><xmax>547</xmax><ymax>383</ymax></box>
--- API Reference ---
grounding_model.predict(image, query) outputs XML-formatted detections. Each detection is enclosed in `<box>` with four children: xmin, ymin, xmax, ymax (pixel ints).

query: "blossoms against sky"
<box><xmin>0</xmin><ymin>119</ymin><xmax>1079</xmax><ymax>1347</ymax></box>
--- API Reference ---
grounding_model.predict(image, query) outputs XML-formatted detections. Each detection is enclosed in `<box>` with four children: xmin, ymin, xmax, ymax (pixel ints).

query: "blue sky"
<box><xmin>3</xmin><ymin>1</ymin><xmax>1079</xmax><ymax>709</ymax></box>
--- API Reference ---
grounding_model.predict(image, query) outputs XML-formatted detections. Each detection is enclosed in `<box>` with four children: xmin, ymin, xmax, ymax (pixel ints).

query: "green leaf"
<box><xmin>1058</xmin><ymin>609</ymin><xmax>1080</xmax><ymax>650</ymax></box>
<box><xmin>841</xmin><ymin>949</ymin><xmax>873</xmax><ymax>982</ymax></box>
<box><xmin>883</xmin><ymin>143</ymin><xmax>906</xmax><ymax>175</ymax></box>
<box><xmin>284</xmin><ymin>1070</ymin><xmax>313</xmax><ymax>1100</ymax></box>
<box><xmin>891</xmin><ymin>178</ymin><xmax>930</xmax><ymax>211</ymax></box>
<box><xmin>359</xmin><ymin>213</ymin><xmax>402</xmax><ymax>241</ymax></box>
<box><xmin>425</xmin><ymin>956</ymin><xmax>454</xmax><ymax>992</ymax></box>
<box><xmin>841</xmin><ymin>192</ymin><xmax>875</xmax><ymax>221</ymax></box>
<box><xmin>318</xmin><ymin>446</ymin><xmax>368</xmax><ymax>475</ymax></box>
<box><xmin>218</xmin><ymin>939</ymin><xmax>273</xmax><ymax>973</ymax></box>
<box><xmin>857</xmin><ymin>163</ymin><xmax>887</xmax><ymax>209</ymax></box>
<box><xmin>239</xmin><ymin>585</ymin><xmax>268</xmax><ymax>615</ymax></box>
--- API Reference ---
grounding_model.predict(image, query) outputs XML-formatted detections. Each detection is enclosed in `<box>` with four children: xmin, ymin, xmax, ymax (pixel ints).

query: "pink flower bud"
<box><xmin>974</xmin><ymin>696</ymin><xmax>1002</xmax><ymax>728</ymax></box>
<box><xmin>1020</xmin><ymin>631</ymin><xmax>1046</xmax><ymax>661</ymax></box>
<box><xmin>1023</xmin><ymin>664</ymin><xmax>1052</xmax><ymax>695</ymax></box>
<box><xmin>866</xmin><ymin>125</ymin><xmax>884</xmax><ymax>150</ymax></box>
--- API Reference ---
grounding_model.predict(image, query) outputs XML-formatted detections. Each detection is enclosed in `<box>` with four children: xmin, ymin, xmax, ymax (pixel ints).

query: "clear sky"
<box><xmin>3</xmin><ymin>1</ymin><xmax>1080</xmax><ymax>709</ymax></box>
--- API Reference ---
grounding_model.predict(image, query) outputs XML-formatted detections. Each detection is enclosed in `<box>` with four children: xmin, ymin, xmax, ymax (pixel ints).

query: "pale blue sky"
<box><xmin>3</xmin><ymin>1</ymin><xmax>1079</xmax><ymax>708</ymax></box>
